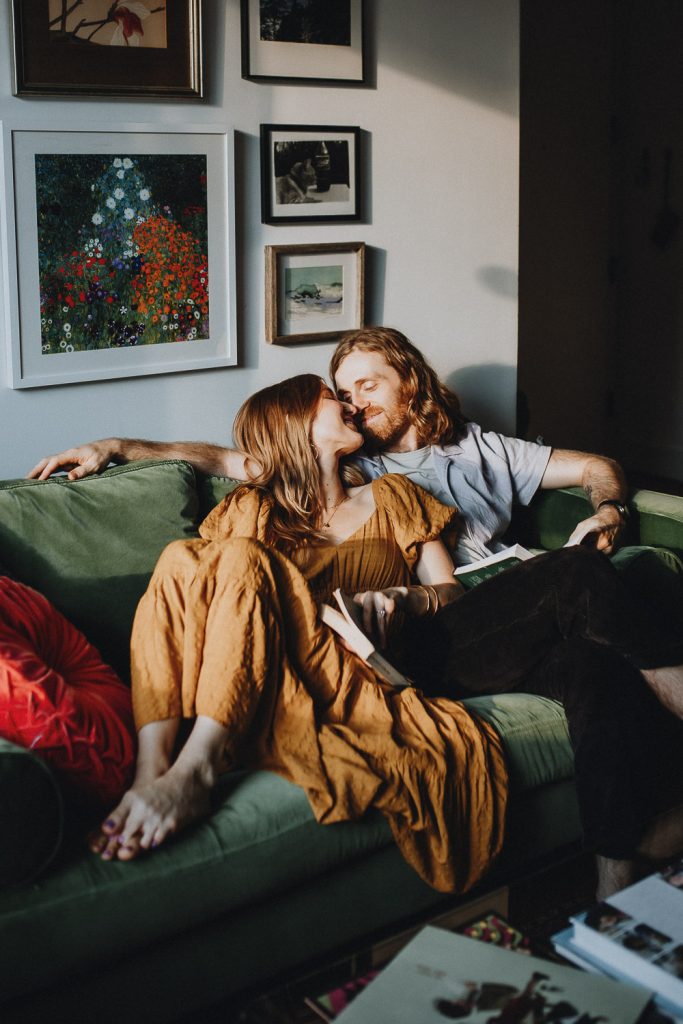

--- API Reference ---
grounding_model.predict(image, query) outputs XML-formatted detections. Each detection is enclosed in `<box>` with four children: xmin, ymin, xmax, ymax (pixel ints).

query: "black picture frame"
<box><xmin>242</xmin><ymin>0</ymin><xmax>365</xmax><ymax>85</ymax></box>
<box><xmin>10</xmin><ymin>0</ymin><xmax>203</xmax><ymax>99</ymax></box>
<box><xmin>260</xmin><ymin>124</ymin><xmax>362</xmax><ymax>225</ymax></box>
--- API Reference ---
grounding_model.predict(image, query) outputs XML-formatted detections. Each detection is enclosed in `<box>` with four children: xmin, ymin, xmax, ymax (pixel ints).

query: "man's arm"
<box><xmin>27</xmin><ymin>438</ymin><xmax>252</xmax><ymax>482</ymax></box>
<box><xmin>540</xmin><ymin>448</ymin><xmax>628</xmax><ymax>553</ymax></box>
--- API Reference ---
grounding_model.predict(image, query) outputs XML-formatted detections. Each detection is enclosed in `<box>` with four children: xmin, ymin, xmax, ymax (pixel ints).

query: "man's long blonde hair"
<box><xmin>330</xmin><ymin>327</ymin><xmax>467</xmax><ymax>446</ymax></box>
<box><xmin>232</xmin><ymin>374</ymin><xmax>363</xmax><ymax>550</ymax></box>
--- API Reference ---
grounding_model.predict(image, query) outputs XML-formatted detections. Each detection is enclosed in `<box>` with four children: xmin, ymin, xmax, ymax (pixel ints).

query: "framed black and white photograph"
<box><xmin>265</xmin><ymin>242</ymin><xmax>365</xmax><ymax>345</ymax></box>
<box><xmin>261</xmin><ymin>124</ymin><xmax>361</xmax><ymax>224</ymax></box>
<box><xmin>242</xmin><ymin>0</ymin><xmax>365</xmax><ymax>84</ymax></box>
<box><xmin>10</xmin><ymin>0</ymin><xmax>203</xmax><ymax>98</ymax></box>
<box><xmin>0</xmin><ymin>122</ymin><xmax>236</xmax><ymax>388</ymax></box>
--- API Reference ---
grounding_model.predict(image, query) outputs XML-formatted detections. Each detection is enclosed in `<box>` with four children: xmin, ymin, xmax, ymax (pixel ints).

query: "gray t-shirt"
<box><xmin>351</xmin><ymin>423</ymin><xmax>552</xmax><ymax>565</ymax></box>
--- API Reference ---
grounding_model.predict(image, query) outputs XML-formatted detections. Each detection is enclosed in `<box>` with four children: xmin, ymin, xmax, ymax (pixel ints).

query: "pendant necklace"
<box><xmin>321</xmin><ymin>493</ymin><xmax>349</xmax><ymax>529</ymax></box>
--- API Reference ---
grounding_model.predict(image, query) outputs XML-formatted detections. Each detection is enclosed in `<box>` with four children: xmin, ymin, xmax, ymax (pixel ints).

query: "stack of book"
<box><xmin>552</xmin><ymin>861</ymin><xmax>683</xmax><ymax>1020</ymax></box>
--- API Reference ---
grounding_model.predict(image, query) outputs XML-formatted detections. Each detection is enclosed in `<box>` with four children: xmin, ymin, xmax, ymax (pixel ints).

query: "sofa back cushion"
<box><xmin>0</xmin><ymin>461</ymin><xmax>200</xmax><ymax>680</ymax></box>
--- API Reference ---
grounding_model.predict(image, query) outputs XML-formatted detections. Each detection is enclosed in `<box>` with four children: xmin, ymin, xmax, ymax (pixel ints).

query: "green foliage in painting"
<box><xmin>35</xmin><ymin>154</ymin><xmax>209</xmax><ymax>355</ymax></box>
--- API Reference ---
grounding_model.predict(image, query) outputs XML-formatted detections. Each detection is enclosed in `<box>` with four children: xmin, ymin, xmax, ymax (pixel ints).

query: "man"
<box><xmin>29</xmin><ymin>326</ymin><xmax>629</xmax><ymax>563</ymax></box>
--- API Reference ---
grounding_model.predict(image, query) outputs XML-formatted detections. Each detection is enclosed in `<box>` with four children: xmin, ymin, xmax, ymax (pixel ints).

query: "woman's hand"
<box><xmin>352</xmin><ymin>587</ymin><xmax>409</xmax><ymax>649</ymax></box>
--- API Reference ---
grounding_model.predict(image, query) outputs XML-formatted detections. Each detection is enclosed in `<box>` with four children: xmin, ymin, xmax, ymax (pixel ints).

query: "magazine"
<box><xmin>569</xmin><ymin>861</ymin><xmax>683</xmax><ymax>1015</ymax></box>
<box><xmin>334</xmin><ymin>925</ymin><xmax>652</xmax><ymax>1023</ymax></box>
<box><xmin>552</xmin><ymin>927</ymin><xmax>683</xmax><ymax>1022</ymax></box>
<box><xmin>454</xmin><ymin>544</ymin><xmax>534</xmax><ymax>589</ymax></box>
<box><xmin>319</xmin><ymin>588</ymin><xmax>412</xmax><ymax>689</ymax></box>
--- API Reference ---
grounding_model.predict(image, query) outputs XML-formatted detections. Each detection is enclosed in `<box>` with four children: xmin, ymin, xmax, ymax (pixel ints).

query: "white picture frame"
<box><xmin>0</xmin><ymin>121</ymin><xmax>236</xmax><ymax>389</ymax></box>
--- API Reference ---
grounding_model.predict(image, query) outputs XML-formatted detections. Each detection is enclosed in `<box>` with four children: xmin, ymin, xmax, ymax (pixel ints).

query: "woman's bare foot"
<box><xmin>95</xmin><ymin>761</ymin><xmax>213</xmax><ymax>860</ymax></box>
<box><xmin>91</xmin><ymin>715</ymin><xmax>229</xmax><ymax>861</ymax></box>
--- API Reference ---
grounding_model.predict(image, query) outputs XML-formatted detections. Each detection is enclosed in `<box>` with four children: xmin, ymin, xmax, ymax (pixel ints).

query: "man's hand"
<box><xmin>28</xmin><ymin>441</ymin><xmax>118</xmax><ymax>481</ymax></box>
<box><xmin>564</xmin><ymin>505</ymin><xmax>625</xmax><ymax>554</ymax></box>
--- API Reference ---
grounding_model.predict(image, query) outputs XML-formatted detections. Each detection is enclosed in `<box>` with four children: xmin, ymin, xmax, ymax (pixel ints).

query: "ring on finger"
<box><xmin>378</xmin><ymin>608</ymin><xmax>386</xmax><ymax>617</ymax></box>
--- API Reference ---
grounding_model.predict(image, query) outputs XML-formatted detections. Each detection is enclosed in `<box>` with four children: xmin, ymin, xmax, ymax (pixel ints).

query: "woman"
<box><xmin>90</xmin><ymin>375</ymin><xmax>683</xmax><ymax>897</ymax></box>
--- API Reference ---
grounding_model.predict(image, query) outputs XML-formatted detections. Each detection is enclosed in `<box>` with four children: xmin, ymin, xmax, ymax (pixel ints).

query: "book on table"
<box><xmin>565</xmin><ymin>861</ymin><xmax>683</xmax><ymax>1017</ymax></box>
<box><xmin>319</xmin><ymin>588</ymin><xmax>412</xmax><ymax>689</ymax></box>
<box><xmin>454</xmin><ymin>543</ymin><xmax>534</xmax><ymax>588</ymax></box>
<box><xmin>551</xmin><ymin>926</ymin><xmax>683</xmax><ymax>1022</ymax></box>
<box><xmin>333</xmin><ymin>924</ymin><xmax>652</xmax><ymax>1023</ymax></box>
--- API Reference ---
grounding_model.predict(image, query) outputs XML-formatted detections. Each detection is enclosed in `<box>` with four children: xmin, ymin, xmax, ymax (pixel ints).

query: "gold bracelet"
<box><xmin>421</xmin><ymin>585</ymin><xmax>439</xmax><ymax>616</ymax></box>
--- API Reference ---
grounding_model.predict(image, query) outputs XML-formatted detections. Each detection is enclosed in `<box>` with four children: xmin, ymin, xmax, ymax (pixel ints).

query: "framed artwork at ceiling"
<box><xmin>242</xmin><ymin>0</ymin><xmax>365</xmax><ymax>85</ymax></box>
<box><xmin>10</xmin><ymin>0</ymin><xmax>203</xmax><ymax>98</ymax></box>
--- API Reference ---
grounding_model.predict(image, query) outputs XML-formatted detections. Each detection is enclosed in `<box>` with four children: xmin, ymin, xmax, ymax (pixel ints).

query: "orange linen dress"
<box><xmin>131</xmin><ymin>474</ymin><xmax>508</xmax><ymax>893</ymax></box>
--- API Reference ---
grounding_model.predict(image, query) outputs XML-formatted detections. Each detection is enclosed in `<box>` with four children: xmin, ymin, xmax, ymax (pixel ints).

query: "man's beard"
<box><xmin>359</xmin><ymin>401</ymin><xmax>412</xmax><ymax>452</ymax></box>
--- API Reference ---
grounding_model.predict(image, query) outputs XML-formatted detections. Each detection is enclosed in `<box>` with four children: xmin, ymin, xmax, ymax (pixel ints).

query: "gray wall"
<box><xmin>0</xmin><ymin>1</ymin><xmax>520</xmax><ymax>479</ymax></box>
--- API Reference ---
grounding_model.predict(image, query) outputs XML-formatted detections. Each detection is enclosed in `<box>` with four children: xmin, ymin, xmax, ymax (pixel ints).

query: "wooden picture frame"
<box><xmin>0</xmin><ymin>122</ymin><xmax>236</xmax><ymax>388</ymax></box>
<box><xmin>10</xmin><ymin>0</ymin><xmax>203</xmax><ymax>98</ymax></box>
<box><xmin>265</xmin><ymin>242</ymin><xmax>365</xmax><ymax>345</ymax></box>
<box><xmin>260</xmin><ymin>124</ymin><xmax>362</xmax><ymax>225</ymax></box>
<box><xmin>242</xmin><ymin>0</ymin><xmax>365</xmax><ymax>85</ymax></box>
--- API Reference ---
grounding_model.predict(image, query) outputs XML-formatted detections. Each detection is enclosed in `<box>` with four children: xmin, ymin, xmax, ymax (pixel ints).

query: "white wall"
<box><xmin>0</xmin><ymin>0</ymin><xmax>519</xmax><ymax>479</ymax></box>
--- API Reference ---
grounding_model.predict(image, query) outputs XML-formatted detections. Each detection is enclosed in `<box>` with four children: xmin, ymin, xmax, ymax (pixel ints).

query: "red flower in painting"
<box><xmin>110</xmin><ymin>2</ymin><xmax>151</xmax><ymax>46</ymax></box>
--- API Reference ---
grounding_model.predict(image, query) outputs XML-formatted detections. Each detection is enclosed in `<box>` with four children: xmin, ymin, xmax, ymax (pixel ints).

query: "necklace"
<box><xmin>320</xmin><ymin>494</ymin><xmax>349</xmax><ymax>529</ymax></box>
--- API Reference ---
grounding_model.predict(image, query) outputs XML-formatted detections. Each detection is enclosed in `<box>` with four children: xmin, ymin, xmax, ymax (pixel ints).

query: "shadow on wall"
<box><xmin>476</xmin><ymin>265</ymin><xmax>518</xmax><ymax>300</ymax></box>
<box><xmin>373</xmin><ymin>0</ymin><xmax>519</xmax><ymax>116</ymax></box>
<box><xmin>446</xmin><ymin>363</ymin><xmax>518</xmax><ymax>436</ymax></box>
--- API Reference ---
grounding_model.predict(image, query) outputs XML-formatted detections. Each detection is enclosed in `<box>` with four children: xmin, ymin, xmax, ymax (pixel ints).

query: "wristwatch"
<box><xmin>596</xmin><ymin>498</ymin><xmax>629</xmax><ymax>521</ymax></box>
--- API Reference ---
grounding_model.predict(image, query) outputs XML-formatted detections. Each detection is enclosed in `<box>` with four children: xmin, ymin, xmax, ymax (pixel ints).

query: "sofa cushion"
<box><xmin>0</xmin><ymin>738</ymin><xmax>64</xmax><ymax>890</ymax></box>
<box><xmin>464</xmin><ymin>694</ymin><xmax>574</xmax><ymax>789</ymax></box>
<box><xmin>196</xmin><ymin>473</ymin><xmax>240</xmax><ymax>522</ymax></box>
<box><xmin>0</xmin><ymin>576</ymin><xmax>135</xmax><ymax>806</ymax></box>
<box><xmin>0</xmin><ymin>461</ymin><xmax>200</xmax><ymax>680</ymax></box>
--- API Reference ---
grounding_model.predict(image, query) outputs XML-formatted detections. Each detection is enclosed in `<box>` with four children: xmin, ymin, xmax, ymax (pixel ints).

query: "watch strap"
<box><xmin>596</xmin><ymin>498</ymin><xmax>629</xmax><ymax>520</ymax></box>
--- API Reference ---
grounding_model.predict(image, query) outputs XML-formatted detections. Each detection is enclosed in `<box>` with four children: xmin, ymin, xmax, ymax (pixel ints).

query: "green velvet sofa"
<box><xmin>0</xmin><ymin>460</ymin><xmax>681</xmax><ymax>1024</ymax></box>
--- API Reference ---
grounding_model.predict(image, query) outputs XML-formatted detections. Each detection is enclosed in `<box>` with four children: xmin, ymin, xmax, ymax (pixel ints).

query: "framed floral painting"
<box><xmin>10</xmin><ymin>0</ymin><xmax>203</xmax><ymax>98</ymax></box>
<box><xmin>0</xmin><ymin>123</ymin><xmax>236</xmax><ymax>388</ymax></box>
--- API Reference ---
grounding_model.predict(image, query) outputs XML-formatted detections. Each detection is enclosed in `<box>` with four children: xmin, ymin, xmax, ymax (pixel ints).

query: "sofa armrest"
<box><xmin>511</xmin><ymin>486</ymin><xmax>683</xmax><ymax>559</ymax></box>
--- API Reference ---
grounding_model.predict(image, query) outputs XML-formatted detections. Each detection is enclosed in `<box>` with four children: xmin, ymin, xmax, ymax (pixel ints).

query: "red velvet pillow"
<box><xmin>0</xmin><ymin>576</ymin><xmax>135</xmax><ymax>805</ymax></box>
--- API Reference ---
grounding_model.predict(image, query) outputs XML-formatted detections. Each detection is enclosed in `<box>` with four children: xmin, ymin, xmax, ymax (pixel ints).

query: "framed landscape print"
<box><xmin>242</xmin><ymin>0</ymin><xmax>365</xmax><ymax>84</ymax></box>
<box><xmin>265</xmin><ymin>242</ymin><xmax>365</xmax><ymax>345</ymax></box>
<box><xmin>261</xmin><ymin>124</ymin><xmax>361</xmax><ymax>224</ymax></box>
<box><xmin>0</xmin><ymin>123</ymin><xmax>236</xmax><ymax>388</ymax></box>
<box><xmin>10</xmin><ymin>0</ymin><xmax>203</xmax><ymax>98</ymax></box>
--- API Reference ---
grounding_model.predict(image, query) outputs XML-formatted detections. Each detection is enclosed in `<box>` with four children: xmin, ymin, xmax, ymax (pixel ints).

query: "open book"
<box><xmin>454</xmin><ymin>543</ymin><xmax>534</xmax><ymax>589</ymax></box>
<box><xmin>567</xmin><ymin>861</ymin><xmax>683</xmax><ymax>1015</ymax></box>
<box><xmin>319</xmin><ymin>588</ymin><xmax>413</xmax><ymax>689</ymax></box>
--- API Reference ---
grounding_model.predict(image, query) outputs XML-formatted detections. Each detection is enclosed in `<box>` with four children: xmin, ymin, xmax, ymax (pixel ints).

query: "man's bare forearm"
<box><xmin>541</xmin><ymin>449</ymin><xmax>627</xmax><ymax>508</ymax></box>
<box><xmin>110</xmin><ymin>438</ymin><xmax>248</xmax><ymax>479</ymax></box>
<box><xmin>28</xmin><ymin>437</ymin><xmax>250</xmax><ymax>481</ymax></box>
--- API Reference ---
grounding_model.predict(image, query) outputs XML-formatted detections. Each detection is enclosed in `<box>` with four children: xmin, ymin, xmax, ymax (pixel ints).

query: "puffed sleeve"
<box><xmin>199</xmin><ymin>486</ymin><xmax>274</xmax><ymax>543</ymax></box>
<box><xmin>375</xmin><ymin>474</ymin><xmax>460</xmax><ymax>569</ymax></box>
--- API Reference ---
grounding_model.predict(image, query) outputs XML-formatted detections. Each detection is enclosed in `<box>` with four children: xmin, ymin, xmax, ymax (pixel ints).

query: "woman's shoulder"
<box><xmin>199</xmin><ymin>485</ymin><xmax>273</xmax><ymax>542</ymax></box>
<box><xmin>375</xmin><ymin>472</ymin><xmax>458</xmax><ymax>529</ymax></box>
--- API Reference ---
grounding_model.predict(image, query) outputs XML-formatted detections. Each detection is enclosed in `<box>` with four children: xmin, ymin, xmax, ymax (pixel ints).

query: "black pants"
<box><xmin>404</xmin><ymin>546</ymin><xmax>683</xmax><ymax>858</ymax></box>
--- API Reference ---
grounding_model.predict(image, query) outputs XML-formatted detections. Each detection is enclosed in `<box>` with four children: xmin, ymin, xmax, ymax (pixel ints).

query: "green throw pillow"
<box><xmin>0</xmin><ymin>739</ymin><xmax>63</xmax><ymax>889</ymax></box>
<box><xmin>0</xmin><ymin>460</ymin><xmax>200</xmax><ymax>680</ymax></box>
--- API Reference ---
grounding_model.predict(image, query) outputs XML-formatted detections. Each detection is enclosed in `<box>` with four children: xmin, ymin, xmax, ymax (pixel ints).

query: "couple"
<box><xmin>31</xmin><ymin>328</ymin><xmax>683</xmax><ymax>897</ymax></box>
